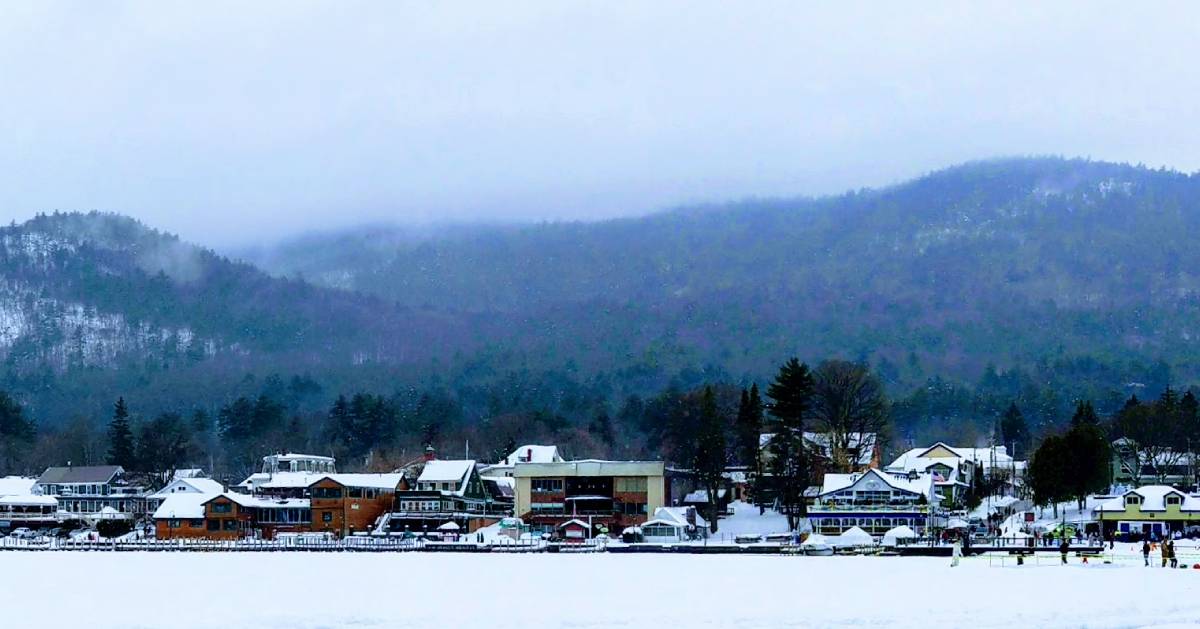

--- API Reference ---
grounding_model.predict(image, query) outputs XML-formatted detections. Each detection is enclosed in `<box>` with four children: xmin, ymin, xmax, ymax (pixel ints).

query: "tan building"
<box><xmin>513</xmin><ymin>460</ymin><xmax>665</xmax><ymax>536</ymax></box>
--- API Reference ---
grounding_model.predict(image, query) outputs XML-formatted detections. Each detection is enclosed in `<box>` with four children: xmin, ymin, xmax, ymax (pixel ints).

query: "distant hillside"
<box><xmin>245</xmin><ymin>157</ymin><xmax>1200</xmax><ymax>389</ymax></box>
<box><xmin>0</xmin><ymin>213</ymin><xmax>502</xmax><ymax>421</ymax></box>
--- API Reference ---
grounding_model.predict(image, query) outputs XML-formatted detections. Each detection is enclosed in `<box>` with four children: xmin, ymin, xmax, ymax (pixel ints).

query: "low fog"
<box><xmin>1</xmin><ymin>1</ymin><xmax>1198</xmax><ymax>245</ymax></box>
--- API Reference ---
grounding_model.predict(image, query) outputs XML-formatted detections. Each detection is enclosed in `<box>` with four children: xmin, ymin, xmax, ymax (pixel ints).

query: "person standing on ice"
<box><xmin>950</xmin><ymin>536</ymin><xmax>962</xmax><ymax>567</ymax></box>
<box><xmin>1059</xmin><ymin>537</ymin><xmax>1069</xmax><ymax>564</ymax></box>
<box><xmin>1142</xmin><ymin>540</ymin><xmax>1151</xmax><ymax>566</ymax></box>
<box><xmin>1167</xmin><ymin>540</ymin><xmax>1177</xmax><ymax>568</ymax></box>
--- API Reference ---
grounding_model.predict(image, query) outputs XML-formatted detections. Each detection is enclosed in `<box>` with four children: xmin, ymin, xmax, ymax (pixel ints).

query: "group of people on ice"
<box><xmin>1141</xmin><ymin>539</ymin><xmax>1179</xmax><ymax>568</ymax></box>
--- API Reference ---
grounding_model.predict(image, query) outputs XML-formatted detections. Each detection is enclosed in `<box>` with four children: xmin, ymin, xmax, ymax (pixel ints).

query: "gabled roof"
<box><xmin>647</xmin><ymin>506</ymin><xmax>707</xmax><ymax>528</ymax></box>
<box><xmin>1096</xmin><ymin>485</ymin><xmax>1200</xmax><ymax>512</ymax></box>
<box><xmin>37</xmin><ymin>465</ymin><xmax>123</xmax><ymax>485</ymax></box>
<box><xmin>418</xmin><ymin>460</ymin><xmax>476</xmax><ymax>484</ymax></box>
<box><xmin>818</xmin><ymin>468</ymin><xmax>934</xmax><ymax>500</ymax></box>
<box><xmin>501</xmin><ymin>445</ymin><xmax>563</xmax><ymax>465</ymax></box>
<box><xmin>150</xmin><ymin>478</ymin><xmax>224</xmax><ymax>498</ymax></box>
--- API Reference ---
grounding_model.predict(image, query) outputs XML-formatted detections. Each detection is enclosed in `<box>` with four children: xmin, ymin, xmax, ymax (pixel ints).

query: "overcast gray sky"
<box><xmin>1</xmin><ymin>2</ymin><xmax>1198</xmax><ymax>245</ymax></box>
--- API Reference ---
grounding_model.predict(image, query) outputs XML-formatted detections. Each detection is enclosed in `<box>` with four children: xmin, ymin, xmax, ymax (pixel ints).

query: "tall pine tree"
<box><xmin>692</xmin><ymin>386</ymin><xmax>728</xmax><ymax>533</ymax></box>
<box><xmin>764</xmin><ymin>358</ymin><xmax>815</xmax><ymax>530</ymax></box>
<box><xmin>107</xmin><ymin>397</ymin><xmax>137</xmax><ymax>470</ymax></box>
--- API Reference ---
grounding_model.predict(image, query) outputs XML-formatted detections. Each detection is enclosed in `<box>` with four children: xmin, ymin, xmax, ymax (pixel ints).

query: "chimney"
<box><xmin>526</xmin><ymin>448</ymin><xmax>532</xmax><ymax>462</ymax></box>
<box><xmin>424</xmin><ymin>445</ymin><xmax>437</xmax><ymax>462</ymax></box>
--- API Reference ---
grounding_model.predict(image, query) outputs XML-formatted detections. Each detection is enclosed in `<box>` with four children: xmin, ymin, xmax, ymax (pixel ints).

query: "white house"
<box><xmin>641</xmin><ymin>506</ymin><xmax>707</xmax><ymax>543</ymax></box>
<box><xmin>808</xmin><ymin>468</ymin><xmax>937</xmax><ymax>538</ymax></box>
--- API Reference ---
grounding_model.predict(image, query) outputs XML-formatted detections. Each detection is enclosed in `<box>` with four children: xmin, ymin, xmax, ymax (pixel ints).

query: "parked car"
<box><xmin>9</xmin><ymin>527</ymin><xmax>35</xmax><ymax>540</ymax></box>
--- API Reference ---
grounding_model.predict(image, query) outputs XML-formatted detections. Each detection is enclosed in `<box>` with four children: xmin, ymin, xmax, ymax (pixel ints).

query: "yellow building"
<box><xmin>513</xmin><ymin>460</ymin><xmax>665</xmax><ymax>535</ymax></box>
<box><xmin>1095</xmin><ymin>485</ymin><xmax>1200</xmax><ymax>539</ymax></box>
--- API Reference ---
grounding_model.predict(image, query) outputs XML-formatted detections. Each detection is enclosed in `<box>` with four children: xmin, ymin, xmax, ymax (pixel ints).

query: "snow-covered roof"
<box><xmin>0</xmin><ymin>494</ymin><xmax>57</xmax><ymax>506</ymax></box>
<box><xmin>501</xmin><ymin>445</ymin><xmax>563</xmax><ymax>466</ymax></box>
<box><xmin>682</xmin><ymin>489</ymin><xmax>727</xmax><ymax>503</ymax></box>
<box><xmin>1096</xmin><ymin>485</ymin><xmax>1200</xmax><ymax>512</ymax></box>
<box><xmin>153</xmin><ymin>494</ymin><xmax>209</xmax><ymax>519</ymax></box>
<box><xmin>881</xmin><ymin>525</ymin><xmax>918</xmax><ymax>546</ymax></box>
<box><xmin>0</xmin><ymin>476</ymin><xmax>37</xmax><ymax>496</ymax></box>
<box><xmin>418</xmin><ymin>460</ymin><xmax>475</xmax><ymax>484</ymax></box>
<box><xmin>268</xmin><ymin>453</ymin><xmax>335</xmax><ymax>463</ymax></box>
<box><xmin>171</xmin><ymin>468</ymin><xmax>204</xmax><ymax>480</ymax></box>
<box><xmin>647</xmin><ymin>506</ymin><xmax>707</xmax><ymax>528</ymax></box>
<box><xmin>150</xmin><ymin>478</ymin><xmax>224</xmax><ymax>498</ymax></box>
<box><xmin>833</xmin><ymin>526</ymin><xmax>875</xmax><ymax>547</ymax></box>
<box><xmin>557</xmin><ymin>518</ymin><xmax>590</xmax><ymax>529</ymax></box>
<box><xmin>323</xmin><ymin>473</ymin><xmax>404</xmax><ymax>490</ymax></box>
<box><xmin>238</xmin><ymin>472</ymin><xmax>403</xmax><ymax>491</ymax></box>
<box><xmin>887</xmin><ymin>443</ymin><xmax>1020</xmax><ymax>475</ymax></box>
<box><xmin>818</xmin><ymin>468</ymin><xmax>934</xmax><ymax>501</ymax></box>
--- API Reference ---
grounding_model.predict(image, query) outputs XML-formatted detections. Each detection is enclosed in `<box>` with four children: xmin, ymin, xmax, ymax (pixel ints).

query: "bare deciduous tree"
<box><xmin>810</xmin><ymin>360</ymin><xmax>889</xmax><ymax>473</ymax></box>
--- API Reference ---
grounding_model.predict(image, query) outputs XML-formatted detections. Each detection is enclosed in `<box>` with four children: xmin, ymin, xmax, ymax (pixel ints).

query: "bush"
<box><xmin>96</xmin><ymin>519</ymin><xmax>133</xmax><ymax>539</ymax></box>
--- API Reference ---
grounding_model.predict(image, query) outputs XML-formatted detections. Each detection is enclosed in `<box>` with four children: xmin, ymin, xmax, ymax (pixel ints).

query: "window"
<box><xmin>207</xmin><ymin>520</ymin><xmax>219</xmax><ymax>531</ymax></box>
<box><xmin>188</xmin><ymin>519</ymin><xmax>204</xmax><ymax>528</ymax></box>
<box><xmin>322</xmin><ymin>511</ymin><xmax>333</xmax><ymax>523</ymax></box>
<box><xmin>615</xmin><ymin>477</ymin><xmax>647</xmax><ymax>493</ymax></box>
<box><xmin>222</xmin><ymin>519</ymin><xmax>238</xmax><ymax>531</ymax></box>
<box><xmin>532</xmin><ymin>479</ymin><xmax>564</xmax><ymax>493</ymax></box>
<box><xmin>211</xmin><ymin>502</ymin><xmax>232</xmax><ymax>514</ymax></box>
<box><xmin>168</xmin><ymin>519</ymin><xmax>182</xmax><ymax>529</ymax></box>
<box><xmin>531</xmin><ymin>502</ymin><xmax>564</xmax><ymax>514</ymax></box>
<box><xmin>1166</xmin><ymin>495</ymin><xmax>1182</xmax><ymax>506</ymax></box>
<box><xmin>348</xmin><ymin>488</ymin><xmax>363</xmax><ymax>499</ymax></box>
<box><xmin>1125</xmin><ymin>495</ymin><xmax>1142</xmax><ymax>506</ymax></box>
<box><xmin>313</xmin><ymin>487</ymin><xmax>343</xmax><ymax>499</ymax></box>
<box><xmin>619</xmin><ymin>501</ymin><xmax>646</xmax><ymax>515</ymax></box>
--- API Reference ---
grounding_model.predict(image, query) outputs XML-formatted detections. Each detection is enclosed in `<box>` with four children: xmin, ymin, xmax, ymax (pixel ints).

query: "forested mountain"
<box><xmin>4</xmin><ymin>157</ymin><xmax>1200</xmax><ymax>476</ymax></box>
<box><xmin>248</xmin><ymin>157</ymin><xmax>1200</xmax><ymax>392</ymax></box>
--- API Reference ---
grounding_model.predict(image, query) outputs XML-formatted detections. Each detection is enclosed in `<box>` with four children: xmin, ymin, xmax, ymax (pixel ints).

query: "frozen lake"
<box><xmin>1</xmin><ymin>552</ymin><xmax>1197</xmax><ymax>628</ymax></box>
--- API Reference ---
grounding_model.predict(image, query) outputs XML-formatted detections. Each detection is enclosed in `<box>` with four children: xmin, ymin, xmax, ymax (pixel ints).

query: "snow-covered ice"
<box><xmin>1</xmin><ymin>552</ymin><xmax>1198</xmax><ymax>628</ymax></box>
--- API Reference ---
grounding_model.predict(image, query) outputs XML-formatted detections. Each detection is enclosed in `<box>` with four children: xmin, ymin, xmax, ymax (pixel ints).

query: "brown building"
<box><xmin>307</xmin><ymin>474</ymin><xmax>404</xmax><ymax>538</ymax></box>
<box><xmin>153</xmin><ymin>492</ymin><xmax>310</xmax><ymax>540</ymax></box>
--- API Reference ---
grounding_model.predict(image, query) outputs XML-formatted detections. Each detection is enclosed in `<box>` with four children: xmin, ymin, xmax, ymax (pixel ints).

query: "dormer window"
<box><xmin>1125</xmin><ymin>495</ymin><xmax>1142</xmax><ymax>507</ymax></box>
<box><xmin>1166</xmin><ymin>495</ymin><xmax>1182</xmax><ymax>506</ymax></box>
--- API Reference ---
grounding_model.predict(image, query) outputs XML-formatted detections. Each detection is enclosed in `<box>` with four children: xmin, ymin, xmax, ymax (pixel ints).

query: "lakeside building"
<box><xmin>807</xmin><ymin>468</ymin><xmax>939</xmax><ymax>538</ymax></box>
<box><xmin>387</xmin><ymin>459</ymin><xmax>503</xmax><ymax>534</ymax></box>
<box><xmin>514</xmin><ymin>460</ymin><xmax>666</xmax><ymax>536</ymax></box>
<box><xmin>885</xmin><ymin>442</ymin><xmax>1025</xmax><ymax>507</ymax></box>
<box><xmin>34</xmin><ymin>465</ymin><xmax>147</xmax><ymax>518</ymax></box>
<box><xmin>1094</xmin><ymin>485</ymin><xmax>1200</xmax><ymax>539</ymax></box>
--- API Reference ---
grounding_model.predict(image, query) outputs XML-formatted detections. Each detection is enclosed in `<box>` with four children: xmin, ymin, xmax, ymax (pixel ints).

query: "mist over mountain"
<box><xmin>245</xmin><ymin>156</ymin><xmax>1200</xmax><ymax>389</ymax></box>
<box><xmin>4</xmin><ymin>157</ymin><xmax>1200</xmax><ymax>450</ymax></box>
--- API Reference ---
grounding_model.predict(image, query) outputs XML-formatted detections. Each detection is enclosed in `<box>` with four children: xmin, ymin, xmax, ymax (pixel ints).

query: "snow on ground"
<box><xmin>708</xmin><ymin>500</ymin><xmax>791</xmax><ymax>540</ymax></box>
<box><xmin>1</xmin><ymin>552</ymin><xmax>1198</xmax><ymax>629</ymax></box>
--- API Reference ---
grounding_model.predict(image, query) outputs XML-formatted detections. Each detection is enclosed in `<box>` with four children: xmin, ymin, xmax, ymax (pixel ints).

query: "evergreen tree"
<box><xmin>106</xmin><ymin>397</ymin><xmax>137</xmax><ymax>470</ymax></box>
<box><xmin>0</xmin><ymin>391</ymin><xmax>36</xmax><ymax>473</ymax></box>
<box><xmin>734</xmin><ymin>384</ymin><xmax>764</xmax><ymax>469</ymax></box>
<box><xmin>692</xmin><ymin>386</ymin><xmax>728</xmax><ymax>533</ymax></box>
<box><xmin>1028</xmin><ymin>435</ymin><xmax>1070</xmax><ymax>517</ymax></box>
<box><xmin>999</xmin><ymin>402</ymin><xmax>1031</xmax><ymax>460</ymax></box>
<box><xmin>764</xmin><ymin>358</ymin><xmax>815</xmax><ymax>530</ymax></box>
<box><xmin>1064</xmin><ymin>401</ymin><xmax>1111</xmax><ymax>507</ymax></box>
<box><xmin>1069</xmin><ymin>400</ymin><xmax>1100</xmax><ymax>426</ymax></box>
